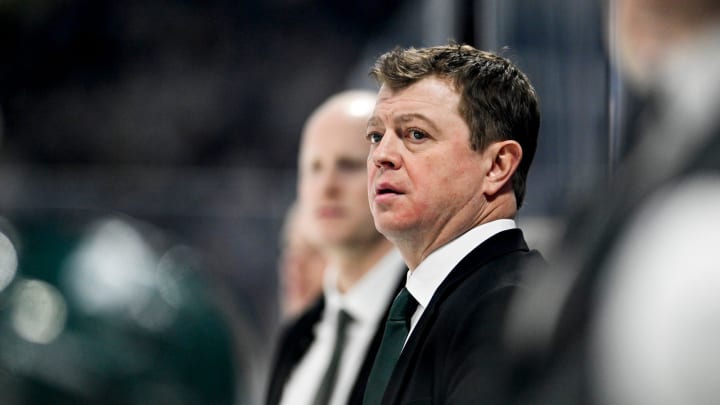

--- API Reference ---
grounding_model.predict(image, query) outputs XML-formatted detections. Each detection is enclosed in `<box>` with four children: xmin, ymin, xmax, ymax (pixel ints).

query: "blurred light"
<box><xmin>11</xmin><ymin>279</ymin><xmax>68</xmax><ymax>344</ymax></box>
<box><xmin>156</xmin><ymin>245</ymin><xmax>197</xmax><ymax>308</ymax></box>
<box><xmin>0</xmin><ymin>231</ymin><xmax>18</xmax><ymax>292</ymax></box>
<box><xmin>346</xmin><ymin>97</ymin><xmax>375</xmax><ymax>118</ymax></box>
<box><xmin>62</xmin><ymin>218</ymin><xmax>157</xmax><ymax>316</ymax></box>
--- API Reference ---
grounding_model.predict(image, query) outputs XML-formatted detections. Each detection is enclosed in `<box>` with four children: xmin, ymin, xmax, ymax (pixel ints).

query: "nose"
<box><xmin>370</xmin><ymin>132</ymin><xmax>401</xmax><ymax>170</ymax></box>
<box><xmin>319</xmin><ymin>168</ymin><xmax>341</xmax><ymax>197</ymax></box>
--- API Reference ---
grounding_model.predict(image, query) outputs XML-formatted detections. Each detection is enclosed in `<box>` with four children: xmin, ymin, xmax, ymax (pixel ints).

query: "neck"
<box><xmin>326</xmin><ymin>238</ymin><xmax>394</xmax><ymax>294</ymax></box>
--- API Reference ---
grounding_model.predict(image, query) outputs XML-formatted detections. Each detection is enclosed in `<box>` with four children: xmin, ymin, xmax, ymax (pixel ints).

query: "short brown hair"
<box><xmin>369</xmin><ymin>44</ymin><xmax>540</xmax><ymax>208</ymax></box>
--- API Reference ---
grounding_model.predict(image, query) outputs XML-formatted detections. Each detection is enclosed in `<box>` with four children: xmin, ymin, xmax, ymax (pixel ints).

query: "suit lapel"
<box><xmin>265</xmin><ymin>297</ymin><xmax>325</xmax><ymax>405</ymax></box>
<box><xmin>381</xmin><ymin>229</ymin><xmax>529</xmax><ymax>404</ymax></box>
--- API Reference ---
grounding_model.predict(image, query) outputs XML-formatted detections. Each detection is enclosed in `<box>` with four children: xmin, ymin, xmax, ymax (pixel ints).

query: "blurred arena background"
<box><xmin>0</xmin><ymin>0</ymin><xmax>610</xmax><ymax>403</ymax></box>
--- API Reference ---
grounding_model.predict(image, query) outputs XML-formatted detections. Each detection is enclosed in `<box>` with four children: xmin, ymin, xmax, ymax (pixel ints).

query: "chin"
<box><xmin>316</xmin><ymin>231</ymin><xmax>351</xmax><ymax>246</ymax></box>
<box><xmin>373</xmin><ymin>220</ymin><xmax>408</xmax><ymax>240</ymax></box>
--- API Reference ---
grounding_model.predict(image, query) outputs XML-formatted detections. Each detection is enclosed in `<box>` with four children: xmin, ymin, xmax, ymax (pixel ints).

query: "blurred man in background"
<box><xmin>277</xmin><ymin>202</ymin><xmax>325</xmax><ymax>320</ymax></box>
<box><xmin>265</xmin><ymin>90</ymin><xmax>406</xmax><ymax>405</ymax></box>
<box><xmin>504</xmin><ymin>1</ymin><xmax>720</xmax><ymax>404</ymax></box>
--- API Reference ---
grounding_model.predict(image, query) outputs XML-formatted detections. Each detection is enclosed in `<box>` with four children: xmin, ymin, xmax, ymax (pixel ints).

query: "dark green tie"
<box><xmin>313</xmin><ymin>309</ymin><xmax>353</xmax><ymax>405</ymax></box>
<box><xmin>363</xmin><ymin>288</ymin><xmax>418</xmax><ymax>405</ymax></box>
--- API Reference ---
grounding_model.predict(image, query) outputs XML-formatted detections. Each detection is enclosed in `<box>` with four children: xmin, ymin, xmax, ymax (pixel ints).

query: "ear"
<box><xmin>483</xmin><ymin>140</ymin><xmax>522</xmax><ymax>197</ymax></box>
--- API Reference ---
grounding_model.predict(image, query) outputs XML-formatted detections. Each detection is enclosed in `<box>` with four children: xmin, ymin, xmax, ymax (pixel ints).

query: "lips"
<box><xmin>374</xmin><ymin>182</ymin><xmax>404</xmax><ymax>197</ymax></box>
<box><xmin>317</xmin><ymin>206</ymin><xmax>343</xmax><ymax>218</ymax></box>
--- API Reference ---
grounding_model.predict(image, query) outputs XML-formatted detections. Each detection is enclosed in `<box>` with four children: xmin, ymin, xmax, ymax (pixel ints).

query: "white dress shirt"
<box><xmin>279</xmin><ymin>248</ymin><xmax>405</xmax><ymax>405</ymax></box>
<box><xmin>405</xmin><ymin>219</ymin><xmax>517</xmax><ymax>340</ymax></box>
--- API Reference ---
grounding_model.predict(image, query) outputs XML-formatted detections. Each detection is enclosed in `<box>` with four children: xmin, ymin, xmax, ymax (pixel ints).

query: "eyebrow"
<box><xmin>367</xmin><ymin>116</ymin><xmax>382</xmax><ymax>128</ymax></box>
<box><xmin>336</xmin><ymin>156</ymin><xmax>366</xmax><ymax>166</ymax></box>
<box><xmin>367</xmin><ymin>113</ymin><xmax>440</xmax><ymax>132</ymax></box>
<box><xmin>397</xmin><ymin>113</ymin><xmax>440</xmax><ymax>132</ymax></box>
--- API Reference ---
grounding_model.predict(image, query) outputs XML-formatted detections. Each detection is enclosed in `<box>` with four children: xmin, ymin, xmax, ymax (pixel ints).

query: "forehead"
<box><xmin>301</xmin><ymin>106</ymin><xmax>369</xmax><ymax>159</ymax></box>
<box><xmin>374</xmin><ymin>77</ymin><xmax>460</xmax><ymax>118</ymax></box>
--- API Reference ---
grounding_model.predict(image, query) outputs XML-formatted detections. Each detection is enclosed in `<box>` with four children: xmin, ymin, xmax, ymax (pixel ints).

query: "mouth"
<box><xmin>317</xmin><ymin>206</ymin><xmax>343</xmax><ymax>218</ymax></box>
<box><xmin>377</xmin><ymin>188</ymin><xmax>398</xmax><ymax>195</ymax></box>
<box><xmin>375</xmin><ymin>183</ymin><xmax>403</xmax><ymax>196</ymax></box>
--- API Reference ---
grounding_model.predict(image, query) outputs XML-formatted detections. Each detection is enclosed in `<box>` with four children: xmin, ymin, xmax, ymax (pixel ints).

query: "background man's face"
<box><xmin>299</xmin><ymin>104</ymin><xmax>381</xmax><ymax>250</ymax></box>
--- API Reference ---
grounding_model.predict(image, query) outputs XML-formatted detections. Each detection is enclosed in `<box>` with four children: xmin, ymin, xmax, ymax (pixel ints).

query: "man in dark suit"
<box><xmin>362</xmin><ymin>44</ymin><xmax>544</xmax><ymax>404</ymax></box>
<box><xmin>503</xmin><ymin>1</ymin><xmax>720</xmax><ymax>404</ymax></box>
<box><xmin>266</xmin><ymin>90</ymin><xmax>406</xmax><ymax>405</ymax></box>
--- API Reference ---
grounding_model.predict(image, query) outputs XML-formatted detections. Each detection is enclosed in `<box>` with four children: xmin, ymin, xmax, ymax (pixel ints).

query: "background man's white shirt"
<box><xmin>279</xmin><ymin>249</ymin><xmax>405</xmax><ymax>405</ymax></box>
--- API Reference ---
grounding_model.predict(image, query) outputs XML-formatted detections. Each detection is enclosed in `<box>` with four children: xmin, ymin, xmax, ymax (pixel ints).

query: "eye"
<box><xmin>367</xmin><ymin>132</ymin><xmax>383</xmax><ymax>144</ymax></box>
<box><xmin>337</xmin><ymin>158</ymin><xmax>365</xmax><ymax>172</ymax></box>
<box><xmin>309</xmin><ymin>160</ymin><xmax>323</xmax><ymax>173</ymax></box>
<box><xmin>408</xmin><ymin>128</ymin><xmax>427</xmax><ymax>141</ymax></box>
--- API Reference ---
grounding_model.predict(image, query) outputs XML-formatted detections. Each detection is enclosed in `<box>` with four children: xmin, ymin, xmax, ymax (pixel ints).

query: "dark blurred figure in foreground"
<box><xmin>505</xmin><ymin>0</ymin><xmax>720</xmax><ymax>404</ymax></box>
<box><xmin>277</xmin><ymin>202</ymin><xmax>325</xmax><ymax>320</ymax></box>
<box><xmin>0</xmin><ymin>211</ymin><xmax>243</xmax><ymax>404</ymax></box>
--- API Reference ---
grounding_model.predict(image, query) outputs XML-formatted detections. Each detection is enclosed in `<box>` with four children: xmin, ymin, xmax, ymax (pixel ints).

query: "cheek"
<box><xmin>298</xmin><ymin>177</ymin><xmax>316</xmax><ymax>204</ymax></box>
<box><xmin>347</xmin><ymin>174</ymin><xmax>371</xmax><ymax>205</ymax></box>
<box><xmin>366</xmin><ymin>169</ymin><xmax>376</xmax><ymax>202</ymax></box>
<box><xmin>412</xmin><ymin>189</ymin><xmax>442</xmax><ymax>220</ymax></box>
<box><xmin>412</xmin><ymin>156</ymin><xmax>461</xmax><ymax>194</ymax></box>
<box><xmin>366</xmin><ymin>162</ymin><xmax>376</xmax><ymax>182</ymax></box>
<box><xmin>350</xmin><ymin>173</ymin><xmax>369</xmax><ymax>195</ymax></box>
<box><xmin>414</xmin><ymin>154</ymin><xmax>480</xmax><ymax>208</ymax></box>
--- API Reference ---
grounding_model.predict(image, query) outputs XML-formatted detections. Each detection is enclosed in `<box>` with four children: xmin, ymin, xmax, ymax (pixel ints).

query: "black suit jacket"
<box><xmin>379</xmin><ymin>229</ymin><xmax>544</xmax><ymax>405</ymax></box>
<box><xmin>265</xmin><ymin>269</ymin><xmax>406</xmax><ymax>405</ymax></box>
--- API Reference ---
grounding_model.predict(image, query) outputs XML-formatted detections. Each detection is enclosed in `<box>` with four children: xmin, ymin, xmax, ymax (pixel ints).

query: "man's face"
<box><xmin>279</xmin><ymin>233</ymin><xmax>325</xmax><ymax>318</ymax></box>
<box><xmin>298</xmin><ymin>103</ymin><xmax>380</xmax><ymax>249</ymax></box>
<box><xmin>367</xmin><ymin>77</ymin><xmax>491</xmax><ymax>249</ymax></box>
<box><xmin>615</xmin><ymin>0</ymin><xmax>698</xmax><ymax>89</ymax></box>
<box><xmin>615</xmin><ymin>0</ymin><xmax>663</xmax><ymax>88</ymax></box>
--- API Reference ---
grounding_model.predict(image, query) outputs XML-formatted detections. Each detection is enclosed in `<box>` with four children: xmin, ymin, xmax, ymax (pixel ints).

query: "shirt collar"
<box><xmin>323</xmin><ymin>248</ymin><xmax>406</xmax><ymax>325</ymax></box>
<box><xmin>406</xmin><ymin>219</ymin><xmax>517</xmax><ymax>309</ymax></box>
